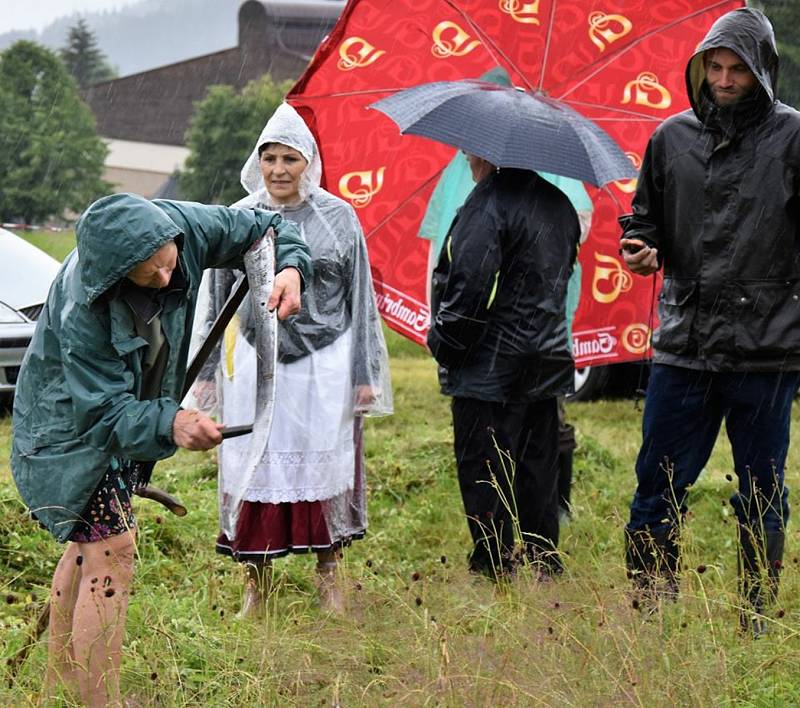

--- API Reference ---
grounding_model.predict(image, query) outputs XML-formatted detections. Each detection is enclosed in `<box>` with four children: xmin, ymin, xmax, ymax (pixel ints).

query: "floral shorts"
<box><xmin>68</xmin><ymin>465</ymin><xmax>137</xmax><ymax>543</ymax></box>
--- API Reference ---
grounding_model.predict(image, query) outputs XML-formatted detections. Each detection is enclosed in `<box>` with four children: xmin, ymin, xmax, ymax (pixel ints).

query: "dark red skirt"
<box><xmin>216</xmin><ymin>500</ymin><xmax>363</xmax><ymax>561</ymax></box>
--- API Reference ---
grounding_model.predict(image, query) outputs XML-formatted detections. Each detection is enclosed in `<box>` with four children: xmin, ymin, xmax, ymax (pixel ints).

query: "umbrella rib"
<box><xmin>363</xmin><ymin>168</ymin><xmax>446</xmax><ymax>242</ymax></box>
<box><xmin>563</xmin><ymin>99</ymin><xmax>664</xmax><ymax>122</ymax></box>
<box><xmin>537</xmin><ymin>0</ymin><xmax>559</xmax><ymax>91</ymax></box>
<box><xmin>554</xmin><ymin>0</ymin><xmax>737</xmax><ymax>101</ymax></box>
<box><xmin>291</xmin><ymin>87</ymin><xmax>412</xmax><ymax>101</ymax></box>
<box><xmin>442</xmin><ymin>0</ymin><xmax>535</xmax><ymax>92</ymax></box>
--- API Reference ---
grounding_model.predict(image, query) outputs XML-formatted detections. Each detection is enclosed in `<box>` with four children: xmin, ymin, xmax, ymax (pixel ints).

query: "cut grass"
<box><xmin>4</xmin><ymin>353</ymin><xmax>800</xmax><ymax>704</ymax></box>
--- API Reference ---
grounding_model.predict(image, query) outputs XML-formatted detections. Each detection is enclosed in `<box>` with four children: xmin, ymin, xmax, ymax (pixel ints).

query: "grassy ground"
<box><xmin>14</xmin><ymin>230</ymin><xmax>77</xmax><ymax>264</ymax></box>
<box><xmin>3</xmin><ymin>238</ymin><xmax>800</xmax><ymax>704</ymax></box>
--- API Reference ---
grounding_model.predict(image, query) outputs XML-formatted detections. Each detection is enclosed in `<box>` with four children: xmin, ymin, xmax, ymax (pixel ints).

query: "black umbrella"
<box><xmin>370</xmin><ymin>79</ymin><xmax>637</xmax><ymax>187</ymax></box>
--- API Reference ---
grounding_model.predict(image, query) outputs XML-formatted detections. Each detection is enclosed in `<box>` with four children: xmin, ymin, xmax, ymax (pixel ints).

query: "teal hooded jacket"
<box><xmin>11</xmin><ymin>193</ymin><xmax>311</xmax><ymax>542</ymax></box>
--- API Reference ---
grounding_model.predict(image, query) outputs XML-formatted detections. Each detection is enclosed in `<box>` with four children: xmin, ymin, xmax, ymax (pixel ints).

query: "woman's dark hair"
<box><xmin>257</xmin><ymin>142</ymin><xmax>275</xmax><ymax>158</ymax></box>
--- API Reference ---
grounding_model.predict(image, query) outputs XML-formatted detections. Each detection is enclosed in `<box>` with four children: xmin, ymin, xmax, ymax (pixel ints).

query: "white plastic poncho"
<box><xmin>194</xmin><ymin>103</ymin><xmax>392</xmax><ymax>542</ymax></box>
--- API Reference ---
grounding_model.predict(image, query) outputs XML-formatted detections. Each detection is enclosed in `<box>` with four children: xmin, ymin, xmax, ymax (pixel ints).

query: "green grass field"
<box><xmin>3</xmin><ymin>237</ymin><xmax>800</xmax><ymax>705</ymax></box>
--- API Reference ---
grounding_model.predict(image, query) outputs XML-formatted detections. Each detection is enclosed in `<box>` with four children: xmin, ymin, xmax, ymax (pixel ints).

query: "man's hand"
<box><xmin>172</xmin><ymin>409</ymin><xmax>223</xmax><ymax>450</ymax></box>
<box><xmin>268</xmin><ymin>267</ymin><xmax>302</xmax><ymax>320</ymax></box>
<box><xmin>621</xmin><ymin>239</ymin><xmax>660</xmax><ymax>276</ymax></box>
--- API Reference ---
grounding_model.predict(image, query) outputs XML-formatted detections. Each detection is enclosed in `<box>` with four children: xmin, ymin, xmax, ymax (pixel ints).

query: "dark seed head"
<box><xmin>440</xmin><ymin>555</ymin><xmax>447</xmax><ymax>564</ymax></box>
<box><xmin>211</xmin><ymin>604</ymin><xmax>217</xmax><ymax>611</ymax></box>
<box><xmin>412</xmin><ymin>571</ymin><xmax>420</xmax><ymax>582</ymax></box>
<box><xmin>547</xmin><ymin>626</ymin><xmax>554</xmax><ymax>635</ymax></box>
<box><xmin>777</xmin><ymin>609</ymin><xmax>786</xmax><ymax>618</ymax></box>
<box><xmin>6</xmin><ymin>594</ymin><xmax>15</xmax><ymax>604</ymax></box>
<box><xmin>681</xmin><ymin>622</ymin><xmax>687</xmax><ymax>628</ymax></box>
<box><xmin>485</xmin><ymin>511</ymin><xmax>494</xmax><ymax>520</ymax></box>
<box><xmin>631</xmin><ymin>599</ymin><xmax>640</xmax><ymax>610</ymax></box>
<box><xmin>155</xmin><ymin>516</ymin><xmax>162</xmax><ymax>524</ymax></box>
<box><xmin>150</xmin><ymin>672</ymin><xmax>158</xmax><ymax>681</ymax></box>
<box><xmin>553</xmin><ymin>602</ymin><xmax>560</xmax><ymax>609</ymax></box>
<box><xmin>90</xmin><ymin>588</ymin><xmax>96</xmax><ymax>593</ymax></box>
<box><xmin>415</xmin><ymin>597</ymin><xmax>423</xmax><ymax>606</ymax></box>
<box><xmin>355</xmin><ymin>582</ymin><xmax>362</xmax><ymax>591</ymax></box>
<box><xmin>75</xmin><ymin>555</ymin><xmax>83</xmax><ymax>566</ymax></box>
<box><xmin>773</xmin><ymin>560</ymin><xmax>783</xmax><ymax>570</ymax></box>
<box><xmin>220</xmin><ymin>610</ymin><xmax>225</xmax><ymax>617</ymax></box>
<box><xmin>366</xmin><ymin>559</ymin><xmax>373</xmax><ymax>568</ymax></box>
<box><xmin>91</xmin><ymin>577</ymin><xmax>98</xmax><ymax>584</ymax></box>
<box><xmin>696</xmin><ymin>564</ymin><xmax>707</xmax><ymax>574</ymax></box>
<box><xmin>104</xmin><ymin>550</ymin><xmax>110</xmax><ymax>556</ymax></box>
<box><xmin>105</xmin><ymin>588</ymin><xmax>115</xmax><ymax>598</ymax></box>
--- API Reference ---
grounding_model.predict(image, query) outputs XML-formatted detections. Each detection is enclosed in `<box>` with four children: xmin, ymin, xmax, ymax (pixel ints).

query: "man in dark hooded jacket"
<box><xmin>620</xmin><ymin>8</ymin><xmax>800</xmax><ymax>634</ymax></box>
<box><xmin>428</xmin><ymin>153</ymin><xmax>579</xmax><ymax>580</ymax></box>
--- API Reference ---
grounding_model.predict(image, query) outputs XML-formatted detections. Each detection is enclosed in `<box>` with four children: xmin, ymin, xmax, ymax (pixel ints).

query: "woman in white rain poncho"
<box><xmin>196</xmin><ymin>103</ymin><xmax>392</xmax><ymax>615</ymax></box>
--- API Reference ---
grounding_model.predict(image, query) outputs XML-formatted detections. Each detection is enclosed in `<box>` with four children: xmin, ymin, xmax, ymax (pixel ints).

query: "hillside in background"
<box><xmin>0</xmin><ymin>0</ymin><xmax>238</xmax><ymax>77</ymax></box>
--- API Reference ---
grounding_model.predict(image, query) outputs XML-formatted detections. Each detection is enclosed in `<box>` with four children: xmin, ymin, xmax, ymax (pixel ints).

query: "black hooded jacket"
<box><xmin>623</xmin><ymin>8</ymin><xmax>800</xmax><ymax>371</ymax></box>
<box><xmin>428</xmin><ymin>168</ymin><xmax>579</xmax><ymax>401</ymax></box>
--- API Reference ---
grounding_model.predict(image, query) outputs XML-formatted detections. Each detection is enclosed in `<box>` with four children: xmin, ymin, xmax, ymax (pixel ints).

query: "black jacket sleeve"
<box><xmin>427</xmin><ymin>206</ymin><xmax>501</xmax><ymax>368</ymax></box>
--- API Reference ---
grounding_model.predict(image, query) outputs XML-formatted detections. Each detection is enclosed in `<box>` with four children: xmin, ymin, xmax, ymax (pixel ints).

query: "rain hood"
<box><xmin>686</xmin><ymin>7</ymin><xmax>778</xmax><ymax>119</ymax></box>
<box><xmin>76</xmin><ymin>193</ymin><xmax>183</xmax><ymax>305</ymax></box>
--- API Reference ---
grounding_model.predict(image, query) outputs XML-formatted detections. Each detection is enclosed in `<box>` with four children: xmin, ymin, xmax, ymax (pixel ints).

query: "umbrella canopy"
<box><xmin>288</xmin><ymin>0</ymin><xmax>744</xmax><ymax>364</ymax></box>
<box><xmin>370</xmin><ymin>79</ymin><xmax>637</xmax><ymax>186</ymax></box>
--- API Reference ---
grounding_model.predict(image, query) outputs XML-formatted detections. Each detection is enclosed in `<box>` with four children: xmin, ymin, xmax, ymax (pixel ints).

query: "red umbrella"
<box><xmin>287</xmin><ymin>0</ymin><xmax>743</xmax><ymax>365</ymax></box>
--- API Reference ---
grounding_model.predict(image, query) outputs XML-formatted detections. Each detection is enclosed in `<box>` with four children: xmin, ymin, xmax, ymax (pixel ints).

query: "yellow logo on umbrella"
<box><xmin>622</xmin><ymin>72</ymin><xmax>672</xmax><ymax>110</ymax></box>
<box><xmin>432</xmin><ymin>21</ymin><xmax>481</xmax><ymax>58</ymax></box>
<box><xmin>588</xmin><ymin>12</ymin><xmax>632</xmax><ymax>51</ymax></box>
<box><xmin>499</xmin><ymin>0</ymin><xmax>541</xmax><ymax>25</ymax></box>
<box><xmin>592</xmin><ymin>252</ymin><xmax>633</xmax><ymax>304</ymax></box>
<box><xmin>338</xmin><ymin>37</ymin><xmax>386</xmax><ymax>71</ymax></box>
<box><xmin>339</xmin><ymin>168</ymin><xmax>386</xmax><ymax>208</ymax></box>
<box><xmin>613</xmin><ymin>152</ymin><xmax>642</xmax><ymax>194</ymax></box>
<box><xmin>622</xmin><ymin>323</ymin><xmax>651</xmax><ymax>355</ymax></box>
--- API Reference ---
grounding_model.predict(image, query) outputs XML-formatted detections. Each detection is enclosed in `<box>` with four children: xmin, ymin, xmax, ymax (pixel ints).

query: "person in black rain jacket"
<box><xmin>620</xmin><ymin>7</ymin><xmax>800</xmax><ymax>634</ymax></box>
<box><xmin>428</xmin><ymin>154</ymin><xmax>579</xmax><ymax>580</ymax></box>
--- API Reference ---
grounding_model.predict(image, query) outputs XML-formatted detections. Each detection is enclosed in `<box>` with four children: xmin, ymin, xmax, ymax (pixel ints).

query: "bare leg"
<box><xmin>316</xmin><ymin>549</ymin><xmax>345</xmax><ymax>614</ymax></box>
<box><xmin>239</xmin><ymin>559</ymin><xmax>272</xmax><ymax>619</ymax></box>
<box><xmin>71</xmin><ymin>530</ymin><xmax>136</xmax><ymax>708</ymax></box>
<box><xmin>44</xmin><ymin>543</ymin><xmax>83</xmax><ymax>698</ymax></box>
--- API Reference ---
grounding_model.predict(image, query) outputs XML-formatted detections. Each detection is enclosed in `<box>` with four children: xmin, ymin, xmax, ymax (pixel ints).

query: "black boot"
<box><xmin>738</xmin><ymin>524</ymin><xmax>784</xmax><ymax>638</ymax></box>
<box><xmin>625</xmin><ymin>526</ymin><xmax>680</xmax><ymax>609</ymax></box>
<box><xmin>557</xmin><ymin>449</ymin><xmax>573</xmax><ymax>523</ymax></box>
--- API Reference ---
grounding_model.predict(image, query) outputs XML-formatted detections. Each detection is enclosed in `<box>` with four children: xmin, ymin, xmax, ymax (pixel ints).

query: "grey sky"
<box><xmin>0</xmin><ymin>1</ymin><xmax>135</xmax><ymax>35</ymax></box>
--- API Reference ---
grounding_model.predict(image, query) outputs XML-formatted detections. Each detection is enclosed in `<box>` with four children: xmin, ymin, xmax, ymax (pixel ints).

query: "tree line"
<box><xmin>1</xmin><ymin>5</ymin><xmax>799</xmax><ymax>224</ymax></box>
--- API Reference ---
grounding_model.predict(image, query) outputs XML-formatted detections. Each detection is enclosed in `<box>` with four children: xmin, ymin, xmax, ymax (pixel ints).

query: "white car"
<box><xmin>0</xmin><ymin>228</ymin><xmax>61</xmax><ymax>401</ymax></box>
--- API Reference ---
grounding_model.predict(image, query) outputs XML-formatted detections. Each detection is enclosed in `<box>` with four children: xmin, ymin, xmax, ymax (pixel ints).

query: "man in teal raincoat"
<box><xmin>11</xmin><ymin>193</ymin><xmax>311</xmax><ymax>705</ymax></box>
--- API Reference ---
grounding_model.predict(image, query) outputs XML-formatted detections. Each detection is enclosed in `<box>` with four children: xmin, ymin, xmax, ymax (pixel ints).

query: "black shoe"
<box><xmin>737</xmin><ymin>524</ymin><xmax>784</xmax><ymax>639</ymax></box>
<box><xmin>625</xmin><ymin>525</ymin><xmax>680</xmax><ymax>609</ymax></box>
